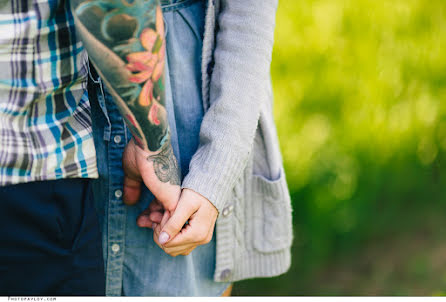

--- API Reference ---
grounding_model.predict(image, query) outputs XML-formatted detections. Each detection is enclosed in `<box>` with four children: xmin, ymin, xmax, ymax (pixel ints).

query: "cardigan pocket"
<box><xmin>252</xmin><ymin>170</ymin><xmax>293</xmax><ymax>253</ymax></box>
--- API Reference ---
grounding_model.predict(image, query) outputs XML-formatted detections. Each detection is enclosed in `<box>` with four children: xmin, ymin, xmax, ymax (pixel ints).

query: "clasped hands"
<box><xmin>121</xmin><ymin>139</ymin><xmax>218</xmax><ymax>256</ymax></box>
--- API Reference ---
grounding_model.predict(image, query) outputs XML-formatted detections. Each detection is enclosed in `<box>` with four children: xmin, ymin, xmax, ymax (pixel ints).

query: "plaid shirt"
<box><xmin>0</xmin><ymin>0</ymin><xmax>98</xmax><ymax>186</ymax></box>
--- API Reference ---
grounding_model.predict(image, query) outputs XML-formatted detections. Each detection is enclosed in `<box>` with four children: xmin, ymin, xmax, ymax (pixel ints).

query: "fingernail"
<box><xmin>159</xmin><ymin>232</ymin><xmax>169</xmax><ymax>244</ymax></box>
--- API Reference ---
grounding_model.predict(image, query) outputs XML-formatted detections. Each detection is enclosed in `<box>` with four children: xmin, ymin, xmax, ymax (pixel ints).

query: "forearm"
<box><xmin>71</xmin><ymin>0</ymin><xmax>180</xmax><ymax>185</ymax></box>
<box><xmin>182</xmin><ymin>0</ymin><xmax>278</xmax><ymax>211</ymax></box>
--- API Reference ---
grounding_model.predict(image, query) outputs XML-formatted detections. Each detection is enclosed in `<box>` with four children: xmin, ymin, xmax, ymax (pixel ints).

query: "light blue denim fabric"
<box><xmin>89</xmin><ymin>0</ymin><xmax>230</xmax><ymax>296</ymax></box>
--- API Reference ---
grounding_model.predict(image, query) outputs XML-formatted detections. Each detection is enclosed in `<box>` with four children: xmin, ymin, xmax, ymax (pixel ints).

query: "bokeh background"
<box><xmin>233</xmin><ymin>0</ymin><xmax>446</xmax><ymax>296</ymax></box>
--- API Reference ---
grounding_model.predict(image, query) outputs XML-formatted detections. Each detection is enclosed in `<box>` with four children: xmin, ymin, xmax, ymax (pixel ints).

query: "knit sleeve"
<box><xmin>181</xmin><ymin>0</ymin><xmax>279</xmax><ymax>212</ymax></box>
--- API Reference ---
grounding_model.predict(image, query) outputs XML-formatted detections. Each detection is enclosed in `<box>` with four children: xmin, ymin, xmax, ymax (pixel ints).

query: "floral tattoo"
<box><xmin>71</xmin><ymin>0</ymin><xmax>181</xmax><ymax>183</ymax></box>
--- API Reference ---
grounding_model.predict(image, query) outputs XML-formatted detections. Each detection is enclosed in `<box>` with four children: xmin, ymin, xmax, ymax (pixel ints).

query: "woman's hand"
<box><xmin>153</xmin><ymin>188</ymin><xmax>218</xmax><ymax>256</ymax></box>
<box><xmin>123</xmin><ymin>140</ymin><xmax>218</xmax><ymax>256</ymax></box>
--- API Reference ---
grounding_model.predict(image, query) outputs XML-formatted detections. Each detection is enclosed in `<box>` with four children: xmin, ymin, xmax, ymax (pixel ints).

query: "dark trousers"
<box><xmin>0</xmin><ymin>179</ymin><xmax>105</xmax><ymax>296</ymax></box>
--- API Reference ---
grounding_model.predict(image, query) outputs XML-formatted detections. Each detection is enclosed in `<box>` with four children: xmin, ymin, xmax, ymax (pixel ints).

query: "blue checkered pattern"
<box><xmin>0</xmin><ymin>0</ymin><xmax>98</xmax><ymax>185</ymax></box>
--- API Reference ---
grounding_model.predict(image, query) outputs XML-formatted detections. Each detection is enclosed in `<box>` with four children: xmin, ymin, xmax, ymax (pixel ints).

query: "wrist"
<box><xmin>181</xmin><ymin>188</ymin><xmax>219</xmax><ymax>215</ymax></box>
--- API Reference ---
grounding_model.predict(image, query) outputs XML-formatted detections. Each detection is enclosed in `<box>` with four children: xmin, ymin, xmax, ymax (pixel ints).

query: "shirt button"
<box><xmin>220</xmin><ymin>269</ymin><xmax>231</xmax><ymax>281</ymax></box>
<box><xmin>111</xmin><ymin>244</ymin><xmax>120</xmax><ymax>253</ymax></box>
<box><xmin>115</xmin><ymin>189</ymin><xmax>122</xmax><ymax>199</ymax></box>
<box><xmin>114</xmin><ymin>135</ymin><xmax>122</xmax><ymax>144</ymax></box>
<box><xmin>222</xmin><ymin>204</ymin><xmax>233</xmax><ymax>217</ymax></box>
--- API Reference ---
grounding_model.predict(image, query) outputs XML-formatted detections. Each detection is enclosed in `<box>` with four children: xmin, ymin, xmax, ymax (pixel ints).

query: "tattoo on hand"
<box><xmin>148</xmin><ymin>144</ymin><xmax>181</xmax><ymax>185</ymax></box>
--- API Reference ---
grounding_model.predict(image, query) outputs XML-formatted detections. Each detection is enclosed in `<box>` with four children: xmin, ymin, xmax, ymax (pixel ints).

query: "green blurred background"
<box><xmin>233</xmin><ymin>0</ymin><xmax>446</xmax><ymax>296</ymax></box>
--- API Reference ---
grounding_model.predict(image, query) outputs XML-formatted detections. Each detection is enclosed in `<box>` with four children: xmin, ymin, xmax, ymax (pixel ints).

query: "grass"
<box><xmin>233</xmin><ymin>0</ymin><xmax>446</xmax><ymax>296</ymax></box>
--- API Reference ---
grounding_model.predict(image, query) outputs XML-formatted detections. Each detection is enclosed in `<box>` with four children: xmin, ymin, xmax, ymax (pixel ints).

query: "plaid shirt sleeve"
<box><xmin>0</xmin><ymin>0</ymin><xmax>98</xmax><ymax>186</ymax></box>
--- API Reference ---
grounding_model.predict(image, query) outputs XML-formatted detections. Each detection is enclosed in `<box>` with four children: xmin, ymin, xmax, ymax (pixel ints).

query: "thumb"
<box><xmin>158</xmin><ymin>198</ymin><xmax>197</xmax><ymax>245</ymax></box>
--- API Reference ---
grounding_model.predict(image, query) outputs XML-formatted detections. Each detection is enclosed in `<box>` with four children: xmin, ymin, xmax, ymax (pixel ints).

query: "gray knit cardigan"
<box><xmin>181</xmin><ymin>0</ymin><xmax>293</xmax><ymax>282</ymax></box>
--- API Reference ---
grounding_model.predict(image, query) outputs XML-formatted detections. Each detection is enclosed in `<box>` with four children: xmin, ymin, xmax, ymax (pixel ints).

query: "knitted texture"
<box><xmin>182</xmin><ymin>0</ymin><xmax>293</xmax><ymax>282</ymax></box>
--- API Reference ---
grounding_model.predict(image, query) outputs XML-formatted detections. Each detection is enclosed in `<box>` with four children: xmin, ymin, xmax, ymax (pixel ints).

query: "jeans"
<box><xmin>0</xmin><ymin>179</ymin><xmax>105</xmax><ymax>296</ymax></box>
<box><xmin>89</xmin><ymin>0</ymin><xmax>230</xmax><ymax>296</ymax></box>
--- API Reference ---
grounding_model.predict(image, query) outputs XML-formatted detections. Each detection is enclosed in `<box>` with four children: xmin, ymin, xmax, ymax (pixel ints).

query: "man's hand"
<box><xmin>135</xmin><ymin>198</ymin><xmax>164</xmax><ymax>229</ymax></box>
<box><xmin>152</xmin><ymin>188</ymin><xmax>219</xmax><ymax>256</ymax></box>
<box><xmin>122</xmin><ymin>139</ymin><xmax>181</xmax><ymax>213</ymax></box>
<box><xmin>71</xmin><ymin>0</ymin><xmax>185</xmax><ymax>234</ymax></box>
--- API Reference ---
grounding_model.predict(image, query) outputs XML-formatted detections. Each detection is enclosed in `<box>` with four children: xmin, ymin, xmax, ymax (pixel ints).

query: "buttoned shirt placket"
<box><xmin>97</xmin><ymin>79</ymin><xmax>128</xmax><ymax>296</ymax></box>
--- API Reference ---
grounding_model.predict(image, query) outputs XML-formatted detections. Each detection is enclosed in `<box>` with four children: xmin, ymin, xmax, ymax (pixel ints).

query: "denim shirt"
<box><xmin>89</xmin><ymin>0</ymin><xmax>230</xmax><ymax>296</ymax></box>
<box><xmin>91</xmin><ymin>0</ymin><xmax>292</xmax><ymax>292</ymax></box>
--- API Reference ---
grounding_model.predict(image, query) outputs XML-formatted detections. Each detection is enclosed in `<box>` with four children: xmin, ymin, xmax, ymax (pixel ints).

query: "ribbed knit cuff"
<box><xmin>181</xmin><ymin>142</ymin><xmax>249</xmax><ymax>214</ymax></box>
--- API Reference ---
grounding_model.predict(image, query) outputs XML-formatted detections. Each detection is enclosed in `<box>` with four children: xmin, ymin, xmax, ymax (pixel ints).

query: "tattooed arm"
<box><xmin>71</xmin><ymin>0</ymin><xmax>181</xmax><ymax>211</ymax></box>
